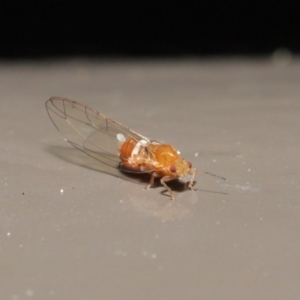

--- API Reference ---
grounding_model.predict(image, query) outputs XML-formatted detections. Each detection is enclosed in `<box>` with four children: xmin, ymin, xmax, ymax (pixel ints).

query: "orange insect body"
<box><xmin>119</xmin><ymin>139</ymin><xmax>189</xmax><ymax>176</ymax></box>
<box><xmin>119</xmin><ymin>137</ymin><xmax>196</xmax><ymax>199</ymax></box>
<box><xmin>46</xmin><ymin>97</ymin><xmax>196</xmax><ymax>200</ymax></box>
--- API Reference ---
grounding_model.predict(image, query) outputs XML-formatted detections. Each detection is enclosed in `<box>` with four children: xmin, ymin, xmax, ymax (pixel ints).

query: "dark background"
<box><xmin>1</xmin><ymin>1</ymin><xmax>300</xmax><ymax>58</ymax></box>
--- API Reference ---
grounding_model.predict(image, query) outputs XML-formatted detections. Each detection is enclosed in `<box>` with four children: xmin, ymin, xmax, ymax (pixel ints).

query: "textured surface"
<box><xmin>1</xmin><ymin>57</ymin><xmax>300</xmax><ymax>299</ymax></box>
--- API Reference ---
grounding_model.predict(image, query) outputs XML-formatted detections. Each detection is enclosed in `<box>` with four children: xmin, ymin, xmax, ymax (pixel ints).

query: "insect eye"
<box><xmin>170</xmin><ymin>165</ymin><xmax>177</xmax><ymax>173</ymax></box>
<box><xmin>187</xmin><ymin>162</ymin><xmax>192</xmax><ymax>168</ymax></box>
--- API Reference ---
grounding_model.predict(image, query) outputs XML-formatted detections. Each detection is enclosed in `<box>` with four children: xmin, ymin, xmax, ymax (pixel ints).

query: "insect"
<box><xmin>46</xmin><ymin>97</ymin><xmax>196</xmax><ymax>200</ymax></box>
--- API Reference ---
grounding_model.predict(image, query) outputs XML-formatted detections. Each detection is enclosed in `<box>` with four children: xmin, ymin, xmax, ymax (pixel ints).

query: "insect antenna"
<box><xmin>204</xmin><ymin>171</ymin><xmax>227</xmax><ymax>181</ymax></box>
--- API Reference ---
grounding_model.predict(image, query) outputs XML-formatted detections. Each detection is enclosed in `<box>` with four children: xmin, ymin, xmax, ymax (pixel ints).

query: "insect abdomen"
<box><xmin>119</xmin><ymin>139</ymin><xmax>137</xmax><ymax>160</ymax></box>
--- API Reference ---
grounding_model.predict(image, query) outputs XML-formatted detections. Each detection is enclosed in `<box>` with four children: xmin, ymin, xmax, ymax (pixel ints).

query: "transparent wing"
<box><xmin>46</xmin><ymin>97</ymin><xmax>153</xmax><ymax>174</ymax></box>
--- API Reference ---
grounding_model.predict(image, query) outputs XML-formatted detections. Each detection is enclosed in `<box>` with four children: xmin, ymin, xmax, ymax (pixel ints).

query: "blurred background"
<box><xmin>1</xmin><ymin>1</ymin><xmax>300</xmax><ymax>58</ymax></box>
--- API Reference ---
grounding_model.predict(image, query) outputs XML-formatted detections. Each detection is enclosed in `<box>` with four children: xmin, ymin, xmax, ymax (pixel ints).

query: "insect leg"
<box><xmin>145</xmin><ymin>172</ymin><xmax>156</xmax><ymax>190</ymax></box>
<box><xmin>160</xmin><ymin>175</ymin><xmax>177</xmax><ymax>200</ymax></box>
<box><xmin>188</xmin><ymin>168</ymin><xmax>197</xmax><ymax>190</ymax></box>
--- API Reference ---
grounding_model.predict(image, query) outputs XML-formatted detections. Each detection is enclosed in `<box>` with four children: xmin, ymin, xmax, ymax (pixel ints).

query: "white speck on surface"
<box><xmin>25</xmin><ymin>289</ymin><xmax>34</xmax><ymax>297</ymax></box>
<box><xmin>213</xmin><ymin>159</ymin><xmax>216</xmax><ymax>163</ymax></box>
<box><xmin>60</xmin><ymin>189</ymin><xmax>64</xmax><ymax>194</ymax></box>
<box><xmin>116</xmin><ymin>133</ymin><xmax>126</xmax><ymax>142</ymax></box>
<box><xmin>248</xmin><ymin>168</ymin><xmax>251</xmax><ymax>172</ymax></box>
<box><xmin>235</xmin><ymin>184</ymin><xmax>251</xmax><ymax>191</ymax></box>
<box><xmin>194</xmin><ymin>152</ymin><xmax>198</xmax><ymax>157</ymax></box>
<box><xmin>177</xmin><ymin>150</ymin><xmax>181</xmax><ymax>154</ymax></box>
<box><xmin>151</xmin><ymin>254</ymin><xmax>157</xmax><ymax>259</ymax></box>
<box><xmin>221</xmin><ymin>183</ymin><xmax>260</xmax><ymax>193</ymax></box>
<box><xmin>7</xmin><ymin>232</ymin><xmax>11</xmax><ymax>236</ymax></box>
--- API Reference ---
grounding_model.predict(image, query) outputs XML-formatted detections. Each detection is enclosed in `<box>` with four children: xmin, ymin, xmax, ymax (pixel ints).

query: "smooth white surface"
<box><xmin>1</xmin><ymin>58</ymin><xmax>300</xmax><ymax>299</ymax></box>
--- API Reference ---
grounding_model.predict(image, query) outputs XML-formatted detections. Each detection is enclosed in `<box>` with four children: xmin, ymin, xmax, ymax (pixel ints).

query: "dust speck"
<box><xmin>25</xmin><ymin>289</ymin><xmax>34</xmax><ymax>297</ymax></box>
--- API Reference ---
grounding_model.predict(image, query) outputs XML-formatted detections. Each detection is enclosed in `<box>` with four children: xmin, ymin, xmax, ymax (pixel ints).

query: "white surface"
<box><xmin>1</xmin><ymin>57</ymin><xmax>300</xmax><ymax>299</ymax></box>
